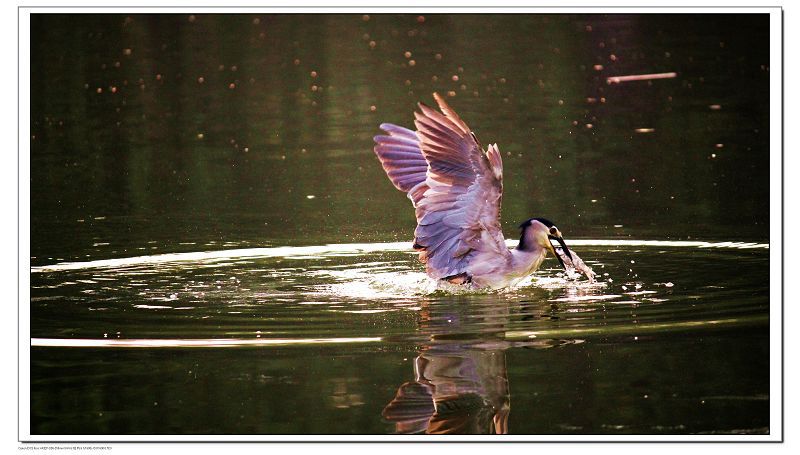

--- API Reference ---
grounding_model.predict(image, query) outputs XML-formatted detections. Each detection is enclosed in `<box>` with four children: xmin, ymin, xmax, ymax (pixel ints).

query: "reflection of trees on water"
<box><xmin>382</xmin><ymin>300</ymin><xmax>511</xmax><ymax>434</ymax></box>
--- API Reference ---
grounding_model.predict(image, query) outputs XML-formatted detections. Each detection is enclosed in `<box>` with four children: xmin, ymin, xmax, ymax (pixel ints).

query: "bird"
<box><xmin>373</xmin><ymin>93</ymin><xmax>592</xmax><ymax>289</ymax></box>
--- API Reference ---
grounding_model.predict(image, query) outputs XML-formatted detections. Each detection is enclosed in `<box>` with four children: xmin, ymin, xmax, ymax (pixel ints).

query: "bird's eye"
<box><xmin>549</xmin><ymin>227</ymin><xmax>558</xmax><ymax>236</ymax></box>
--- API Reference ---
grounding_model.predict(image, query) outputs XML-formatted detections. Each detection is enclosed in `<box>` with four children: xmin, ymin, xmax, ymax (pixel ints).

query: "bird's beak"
<box><xmin>548</xmin><ymin>235</ymin><xmax>573</xmax><ymax>270</ymax></box>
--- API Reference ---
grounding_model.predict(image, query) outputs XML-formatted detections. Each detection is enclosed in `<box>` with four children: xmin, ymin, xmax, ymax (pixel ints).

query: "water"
<box><xmin>29</xmin><ymin>14</ymin><xmax>771</xmax><ymax>435</ymax></box>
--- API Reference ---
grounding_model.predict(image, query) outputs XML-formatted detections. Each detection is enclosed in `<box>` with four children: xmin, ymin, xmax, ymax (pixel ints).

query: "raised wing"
<box><xmin>373</xmin><ymin>123</ymin><xmax>429</xmax><ymax>205</ymax></box>
<box><xmin>374</xmin><ymin>93</ymin><xmax>508</xmax><ymax>281</ymax></box>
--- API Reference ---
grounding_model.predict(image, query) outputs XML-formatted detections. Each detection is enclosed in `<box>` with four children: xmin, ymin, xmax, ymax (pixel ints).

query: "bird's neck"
<box><xmin>510</xmin><ymin>245</ymin><xmax>547</xmax><ymax>277</ymax></box>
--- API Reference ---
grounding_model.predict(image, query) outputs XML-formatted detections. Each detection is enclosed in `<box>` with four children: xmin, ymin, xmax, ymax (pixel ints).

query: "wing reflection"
<box><xmin>382</xmin><ymin>300</ymin><xmax>511</xmax><ymax>434</ymax></box>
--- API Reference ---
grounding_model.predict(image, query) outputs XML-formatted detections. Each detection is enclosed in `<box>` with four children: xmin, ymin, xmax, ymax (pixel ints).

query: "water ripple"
<box><xmin>30</xmin><ymin>239</ymin><xmax>769</xmax><ymax>273</ymax></box>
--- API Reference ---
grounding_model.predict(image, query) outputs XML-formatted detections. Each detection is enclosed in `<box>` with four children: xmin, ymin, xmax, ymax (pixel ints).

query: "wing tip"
<box><xmin>430</xmin><ymin>92</ymin><xmax>470</xmax><ymax>135</ymax></box>
<box><xmin>379</xmin><ymin>122</ymin><xmax>419</xmax><ymax>141</ymax></box>
<box><xmin>430</xmin><ymin>93</ymin><xmax>448</xmax><ymax>113</ymax></box>
<box><xmin>486</xmin><ymin>142</ymin><xmax>503</xmax><ymax>180</ymax></box>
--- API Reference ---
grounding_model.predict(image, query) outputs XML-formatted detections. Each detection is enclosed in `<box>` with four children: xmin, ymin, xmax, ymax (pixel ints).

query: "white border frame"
<box><xmin>17</xmin><ymin>4</ymin><xmax>783</xmax><ymax>444</ymax></box>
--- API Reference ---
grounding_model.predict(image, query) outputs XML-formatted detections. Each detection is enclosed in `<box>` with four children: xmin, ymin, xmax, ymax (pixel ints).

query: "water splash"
<box><xmin>310</xmin><ymin>268</ymin><xmax>436</xmax><ymax>299</ymax></box>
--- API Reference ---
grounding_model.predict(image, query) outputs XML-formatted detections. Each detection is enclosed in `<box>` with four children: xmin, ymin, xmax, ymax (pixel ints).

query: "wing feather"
<box><xmin>374</xmin><ymin>124</ymin><xmax>428</xmax><ymax>193</ymax></box>
<box><xmin>373</xmin><ymin>94</ymin><xmax>508</xmax><ymax>281</ymax></box>
<box><xmin>412</xmin><ymin>94</ymin><xmax>508</xmax><ymax>279</ymax></box>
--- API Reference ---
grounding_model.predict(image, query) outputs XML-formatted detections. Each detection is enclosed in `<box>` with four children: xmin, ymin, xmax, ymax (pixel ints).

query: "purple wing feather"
<box><xmin>373</xmin><ymin>93</ymin><xmax>508</xmax><ymax>280</ymax></box>
<box><xmin>374</xmin><ymin>124</ymin><xmax>428</xmax><ymax>193</ymax></box>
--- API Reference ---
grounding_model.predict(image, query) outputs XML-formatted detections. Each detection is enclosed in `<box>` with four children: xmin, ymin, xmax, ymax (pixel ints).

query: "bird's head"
<box><xmin>518</xmin><ymin>218</ymin><xmax>573</xmax><ymax>269</ymax></box>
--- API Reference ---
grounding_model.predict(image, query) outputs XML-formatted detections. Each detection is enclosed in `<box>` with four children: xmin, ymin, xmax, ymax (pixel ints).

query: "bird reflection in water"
<box><xmin>382</xmin><ymin>300</ymin><xmax>512</xmax><ymax>434</ymax></box>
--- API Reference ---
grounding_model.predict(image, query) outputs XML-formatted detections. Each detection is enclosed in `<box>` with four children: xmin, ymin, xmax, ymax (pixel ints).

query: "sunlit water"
<box><xmin>30</xmin><ymin>239</ymin><xmax>769</xmax><ymax>434</ymax></box>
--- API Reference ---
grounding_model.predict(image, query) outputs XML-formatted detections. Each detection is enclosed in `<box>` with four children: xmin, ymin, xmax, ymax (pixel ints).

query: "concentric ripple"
<box><xmin>30</xmin><ymin>239</ymin><xmax>770</xmax><ymax>347</ymax></box>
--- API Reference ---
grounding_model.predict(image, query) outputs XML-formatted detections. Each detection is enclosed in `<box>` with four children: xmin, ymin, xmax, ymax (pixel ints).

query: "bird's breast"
<box><xmin>467</xmin><ymin>248</ymin><xmax>547</xmax><ymax>289</ymax></box>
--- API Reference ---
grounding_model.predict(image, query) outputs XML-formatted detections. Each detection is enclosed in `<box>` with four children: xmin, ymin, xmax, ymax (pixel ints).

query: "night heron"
<box><xmin>373</xmin><ymin>93</ymin><xmax>593</xmax><ymax>289</ymax></box>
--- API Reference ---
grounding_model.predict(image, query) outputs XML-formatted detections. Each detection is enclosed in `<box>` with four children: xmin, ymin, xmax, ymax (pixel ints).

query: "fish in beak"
<box><xmin>547</xmin><ymin>234</ymin><xmax>573</xmax><ymax>270</ymax></box>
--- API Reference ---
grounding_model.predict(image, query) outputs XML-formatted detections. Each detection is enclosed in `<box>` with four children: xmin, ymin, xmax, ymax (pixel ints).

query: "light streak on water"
<box><xmin>31</xmin><ymin>336</ymin><xmax>383</xmax><ymax>348</ymax></box>
<box><xmin>30</xmin><ymin>239</ymin><xmax>769</xmax><ymax>273</ymax></box>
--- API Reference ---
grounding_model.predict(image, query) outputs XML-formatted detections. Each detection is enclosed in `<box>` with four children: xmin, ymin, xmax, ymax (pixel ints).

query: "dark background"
<box><xmin>30</xmin><ymin>14</ymin><xmax>770</xmax><ymax>266</ymax></box>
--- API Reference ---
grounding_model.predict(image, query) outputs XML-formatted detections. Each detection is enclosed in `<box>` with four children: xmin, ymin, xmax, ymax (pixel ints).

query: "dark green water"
<box><xmin>29</xmin><ymin>14</ymin><xmax>771</xmax><ymax>436</ymax></box>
